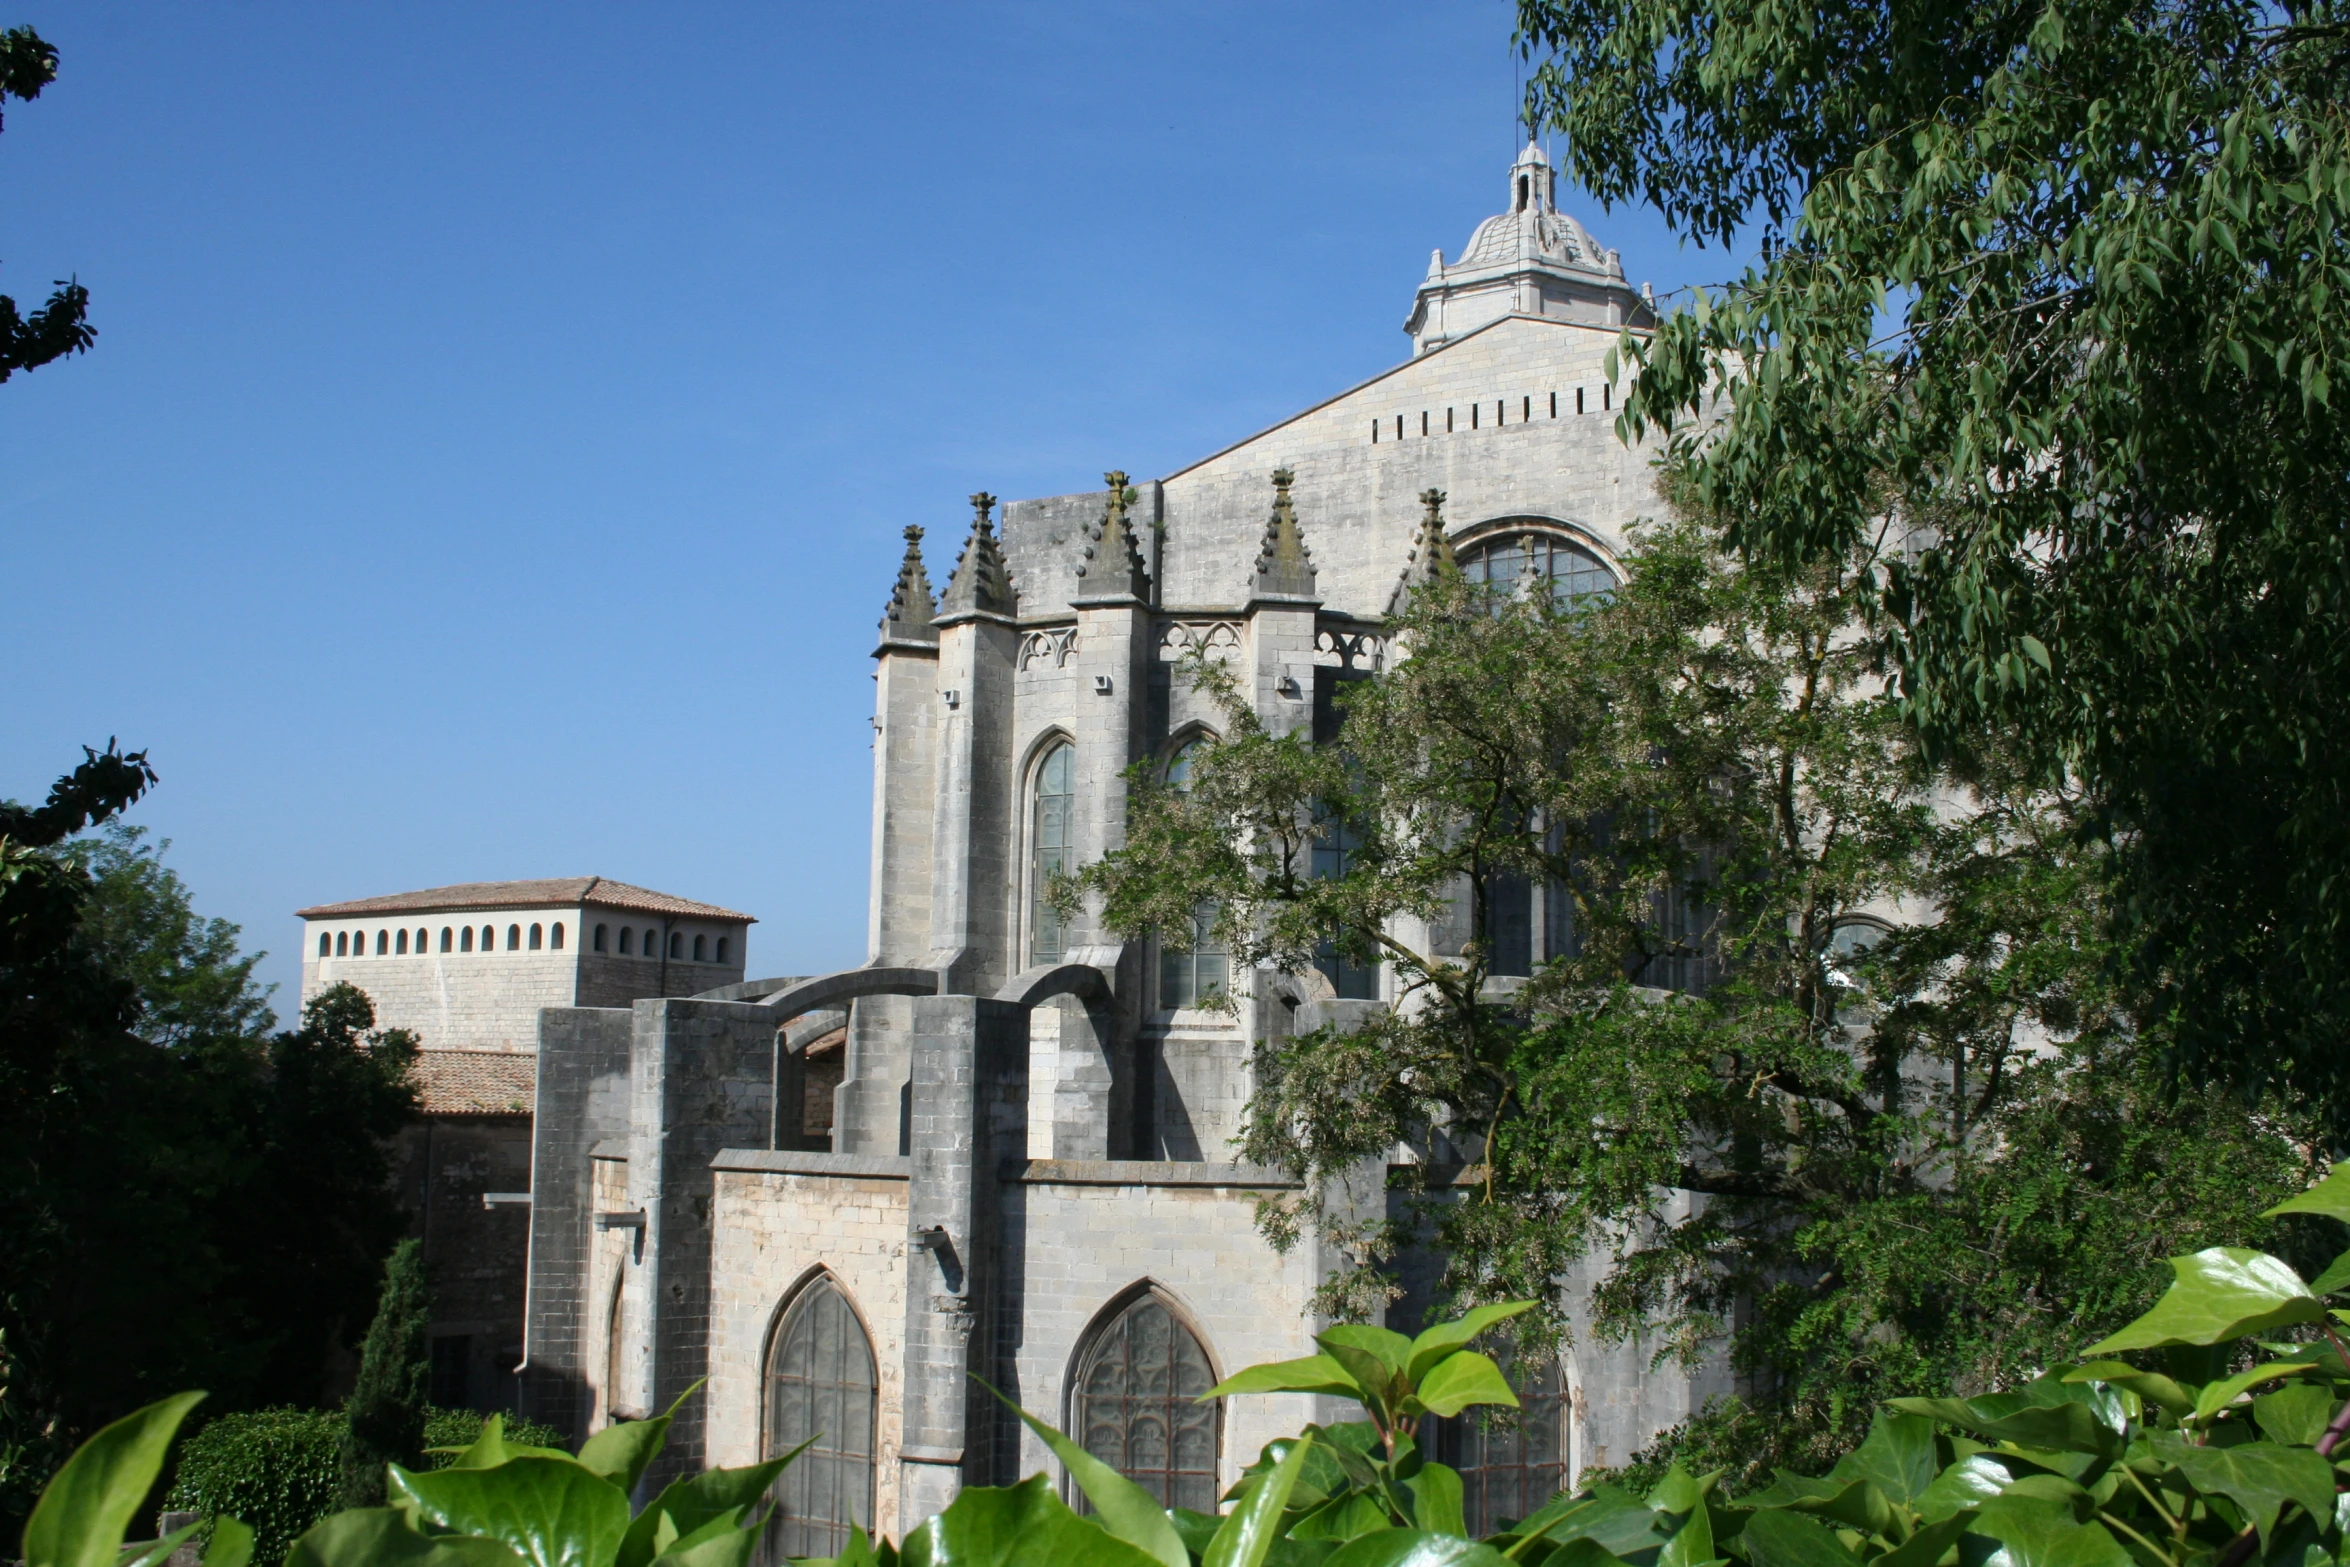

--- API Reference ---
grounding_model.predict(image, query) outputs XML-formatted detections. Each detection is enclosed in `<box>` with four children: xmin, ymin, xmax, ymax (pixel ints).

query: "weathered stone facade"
<box><xmin>297</xmin><ymin>877</ymin><xmax>751</xmax><ymax>1411</ymax></box>
<box><xmin>521</xmin><ymin>144</ymin><xmax>1728</xmax><ymax>1537</ymax></box>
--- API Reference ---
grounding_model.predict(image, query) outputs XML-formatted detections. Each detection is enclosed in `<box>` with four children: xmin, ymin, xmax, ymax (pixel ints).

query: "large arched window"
<box><xmin>763</xmin><ymin>1276</ymin><xmax>877</xmax><ymax>1559</ymax></box>
<box><xmin>1458</xmin><ymin>530</ymin><xmax>1616</xmax><ymax>609</ymax></box>
<box><xmin>1070</xmin><ymin>1290</ymin><xmax>1220</xmax><ymax>1513</ymax></box>
<box><xmin>1031</xmin><ymin>742</ymin><xmax>1075</xmax><ymax>963</ymax></box>
<box><xmin>1428</xmin><ymin>1352</ymin><xmax>1569</xmax><ymax>1536</ymax></box>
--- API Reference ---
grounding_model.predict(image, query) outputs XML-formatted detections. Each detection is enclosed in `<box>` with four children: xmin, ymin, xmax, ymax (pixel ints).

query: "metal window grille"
<box><xmin>1430</xmin><ymin>1353</ymin><xmax>1569</xmax><ymax>1536</ymax></box>
<box><xmin>763</xmin><ymin>1279</ymin><xmax>878</xmax><ymax>1559</ymax></box>
<box><xmin>1073</xmin><ymin>1295</ymin><xmax>1221</xmax><ymax>1514</ymax></box>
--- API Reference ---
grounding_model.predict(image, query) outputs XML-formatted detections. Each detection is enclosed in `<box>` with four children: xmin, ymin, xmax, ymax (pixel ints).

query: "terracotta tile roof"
<box><xmin>414</xmin><ymin>1049</ymin><xmax>537</xmax><ymax>1116</ymax></box>
<box><xmin>297</xmin><ymin>876</ymin><xmax>754</xmax><ymax>923</ymax></box>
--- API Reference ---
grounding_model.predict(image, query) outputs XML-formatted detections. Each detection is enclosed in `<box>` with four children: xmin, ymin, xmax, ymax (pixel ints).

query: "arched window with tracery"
<box><xmin>1458</xmin><ymin>529</ymin><xmax>1616</xmax><ymax>610</ymax></box>
<box><xmin>763</xmin><ymin>1276</ymin><xmax>877</xmax><ymax>1559</ymax></box>
<box><xmin>1070</xmin><ymin>1290</ymin><xmax>1220</xmax><ymax>1513</ymax></box>
<box><xmin>1158</xmin><ymin>743</ymin><xmax>1227</xmax><ymax>1008</ymax></box>
<box><xmin>1427</xmin><ymin>1350</ymin><xmax>1569</xmax><ymax>1536</ymax></box>
<box><xmin>1031</xmin><ymin>741</ymin><xmax>1075</xmax><ymax>963</ymax></box>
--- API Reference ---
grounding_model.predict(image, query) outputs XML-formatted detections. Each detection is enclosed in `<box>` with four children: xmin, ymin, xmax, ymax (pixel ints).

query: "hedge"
<box><xmin>164</xmin><ymin>1406</ymin><xmax>567</xmax><ymax>1564</ymax></box>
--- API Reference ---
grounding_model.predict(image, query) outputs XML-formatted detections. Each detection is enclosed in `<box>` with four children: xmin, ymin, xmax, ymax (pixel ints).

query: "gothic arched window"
<box><xmin>1031</xmin><ymin>742</ymin><xmax>1075</xmax><ymax>963</ymax></box>
<box><xmin>1070</xmin><ymin>1290</ymin><xmax>1220</xmax><ymax>1513</ymax></box>
<box><xmin>1458</xmin><ymin>531</ymin><xmax>1616</xmax><ymax>609</ymax></box>
<box><xmin>1428</xmin><ymin>1351</ymin><xmax>1569</xmax><ymax>1536</ymax></box>
<box><xmin>763</xmin><ymin>1277</ymin><xmax>877</xmax><ymax>1559</ymax></box>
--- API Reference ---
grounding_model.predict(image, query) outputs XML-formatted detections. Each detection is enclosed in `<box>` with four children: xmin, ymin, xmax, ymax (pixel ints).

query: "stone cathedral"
<box><xmin>516</xmin><ymin>142</ymin><xmax>1726</xmax><ymax>1550</ymax></box>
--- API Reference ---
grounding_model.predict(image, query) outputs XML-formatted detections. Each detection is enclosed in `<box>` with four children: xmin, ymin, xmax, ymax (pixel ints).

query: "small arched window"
<box><xmin>460</xmin><ymin>926</ymin><xmax>474</xmax><ymax>953</ymax></box>
<box><xmin>507</xmin><ymin>924</ymin><xmax>521</xmax><ymax>951</ymax></box>
<box><xmin>763</xmin><ymin>1277</ymin><xmax>878</xmax><ymax>1557</ymax></box>
<box><xmin>416</xmin><ymin>927</ymin><xmax>429</xmax><ymax>952</ymax></box>
<box><xmin>336</xmin><ymin>931</ymin><xmax>349</xmax><ymax>957</ymax></box>
<box><xmin>669</xmin><ymin>932</ymin><xmax>683</xmax><ymax>960</ymax></box>
<box><xmin>1031</xmin><ymin>741</ymin><xmax>1075</xmax><ymax>963</ymax></box>
<box><xmin>318</xmin><ymin>933</ymin><xmax>331</xmax><ymax>959</ymax></box>
<box><xmin>396</xmin><ymin>929</ymin><xmax>408</xmax><ymax>955</ymax></box>
<box><xmin>481</xmin><ymin>925</ymin><xmax>496</xmax><ymax>951</ymax></box>
<box><xmin>376</xmin><ymin>929</ymin><xmax>389</xmax><ymax>955</ymax></box>
<box><xmin>617</xmin><ymin>926</ymin><xmax>632</xmax><ymax>955</ymax></box>
<box><xmin>1458</xmin><ymin>531</ymin><xmax>1616</xmax><ymax>610</ymax></box>
<box><xmin>715</xmin><ymin>936</ymin><xmax>729</xmax><ymax>964</ymax></box>
<box><xmin>550</xmin><ymin>922</ymin><xmax>564</xmax><ymax>950</ymax></box>
<box><xmin>529</xmin><ymin>923</ymin><xmax>543</xmax><ymax>951</ymax></box>
<box><xmin>1071</xmin><ymin>1290</ymin><xmax>1219</xmax><ymax>1513</ymax></box>
<box><xmin>440</xmin><ymin>927</ymin><xmax>453</xmax><ymax>952</ymax></box>
<box><xmin>594</xmin><ymin>923</ymin><xmax>609</xmax><ymax>953</ymax></box>
<box><xmin>692</xmin><ymin>933</ymin><xmax>707</xmax><ymax>962</ymax></box>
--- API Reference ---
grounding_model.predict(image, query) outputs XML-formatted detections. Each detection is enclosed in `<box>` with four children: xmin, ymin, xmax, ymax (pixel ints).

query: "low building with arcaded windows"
<box><xmin>295</xmin><ymin>877</ymin><xmax>757</xmax><ymax>1412</ymax></box>
<box><xmin>518</xmin><ymin>142</ymin><xmax>1728</xmax><ymax>1548</ymax></box>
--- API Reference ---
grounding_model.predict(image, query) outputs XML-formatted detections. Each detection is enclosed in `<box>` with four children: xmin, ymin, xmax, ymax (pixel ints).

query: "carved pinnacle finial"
<box><xmin>941</xmin><ymin>492</ymin><xmax>1015</xmax><ymax>616</ymax></box>
<box><xmin>1389</xmin><ymin>489</ymin><xmax>1459</xmax><ymax>615</ymax></box>
<box><xmin>1253</xmin><ymin>467</ymin><xmax>1317</xmax><ymax>601</ymax></box>
<box><xmin>880</xmin><ymin>524</ymin><xmax>938</xmax><ymax>644</ymax></box>
<box><xmin>1076</xmin><ymin>470</ymin><xmax>1149</xmax><ymax>601</ymax></box>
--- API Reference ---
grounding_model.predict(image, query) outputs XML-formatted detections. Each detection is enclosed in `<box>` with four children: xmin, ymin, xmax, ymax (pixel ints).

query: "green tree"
<box><xmin>0</xmin><ymin>25</ymin><xmax>93</xmax><ymax>380</ymax></box>
<box><xmin>336</xmin><ymin>1241</ymin><xmax>430</xmax><ymax>1510</ymax></box>
<box><xmin>1076</xmin><ymin>513</ymin><xmax>2318</xmax><ymax>1481</ymax></box>
<box><xmin>1514</xmin><ymin>0</ymin><xmax>2350</xmax><ymax>1121</ymax></box>
<box><xmin>1</xmin><ymin>753</ymin><xmax>419</xmax><ymax>1538</ymax></box>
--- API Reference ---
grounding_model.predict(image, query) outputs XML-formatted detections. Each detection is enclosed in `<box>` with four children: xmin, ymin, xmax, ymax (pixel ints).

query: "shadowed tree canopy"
<box><xmin>1515</xmin><ymin>0</ymin><xmax>2350</xmax><ymax>1125</ymax></box>
<box><xmin>0</xmin><ymin>25</ymin><xmax>92</xmax><ymax>381</ymax></box>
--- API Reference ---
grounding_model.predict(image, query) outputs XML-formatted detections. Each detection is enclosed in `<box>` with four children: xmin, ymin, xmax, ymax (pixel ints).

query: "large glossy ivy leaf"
<box><xmin>2254</xmin><ymin>1383</ymin><xmax>2338</xmax><ymax>1446</ymax></box>
<box><xmin>1737</xmin><ymin>1508</ymin><xmax>1861</xmax><ymax>1567</ymax></box>
<box><xmin>1915</xmin><ymin>1457</ymin><xmax>2011</xmax><ymax>1526</ymax></box>
<box><xmin>1649</xmin><ymin>1469</ymin><xmax>1716</xmax><ymax>1567</ymax></box>
<box><xmin>2147</xmin><ymin>1435</ymin><xmax>2336</xmax><ymax>1545</ymax></box>
<box><xmin>1413</xmin><ymin>1353</ymin><xmax>1519</xmax><ymax>1419</ymax></box>
<box><xmin>1318</xmin><ymin>1532</ymin><xmax>1511</xmax><ymax>1567</ymax></box>
<box><xmin>1964</xmin><ymin>1497</ymin><xmax>2131</xmax><ymax>1567</ymax></box>
<box><xmin>1873</xmin><ymin>1513</ymin><xmax>1974</xmax><ymax>1567</ymax></box>
<box><xmin>1508</xmin><ymin>1489</ymin><xmax>1669</xmax><ymax>1558</ymax></box>
<box><xmin>1827</xmin><ymin>1413</ymin><xmax>1939</xmax><ymax>1505</ymax></box>
<box><xmin>23</xmin><ymin>1392</ymin><xmax>205</xmax><ymax>1567</ymax></box>
<box><xmin>2190</xmin><ymin>1360</ymin><xmax>2320</xmax><ymax>1422</ymax></box>
<box><xmin>2264</xmin><ymin>1169</ymin><xmax>2350</xmax><ymax>1224</ymax></box>
<box><xmin>2059</xmin><ymin>1363</ymin><xmax>2196</xmax><ymax>1417</ymax></box>
<box><xmin>899</xmin><ymin>1476</ymin><xmax>1164</xmax><ymax>1567</ymax></box>
<box><xmin>441</xmin><ymin>1417</ymin><xmax>575</xmax><ymax>1471</ymax></box>
<box><xmin>389</xmin><ymin>1457</ymin><xmax>632</xmax><ymax>1567</ymax></box>
<box><xmin>1321</xmin><ymin>1334</ymin><xmax>1410</xmax><ymax>1409</ymax></box>
<box><xmin>2305</xmin><ymin>1248</ymin><xmax>2350</xmax><ymax>1297</ymax></box>
<box><xmin>1204</xmin><ymin>1429</ymin><xmax>1319</xmax><ymax>1567</ymax></box>
<box><xmin>645</xmin><ymin>1516</ymin><xmax>761</xmax><ymax>1567</ymax></box>
<box><xmin>284</xmin><ymin>1510</ymin><xmax>528</xmax><ymax>1567</ymax></box>
<box><xmin>1885</xmin><ymin>1392</ymin><xmax>2114</xmax><ymax>1458</ymax></box>
<box><xmin>2086</xmin><ymin>1250</ymin><xmax>2323</xmax><ymax>1352</ymax></box>
<box><xmin>1405</xmin><ymin>1304</ymin><xmax>1539</xmax><ymax>1384</ymax></box>
<box><xmin>201</xmin><ymin>1517</ymin><xmax>255</xmax><ymax>1567</ymax></box>
<box><xmin>1408</xmin><ymin>1464</ymin><xmax>1466</xmax><ymax>1538</ymax></box>
<box><xmin>615</xmin><ymin>1455</ymin><xmax>797</xmax><ymax>1567</ymax></box>
<box><xmin>1209</xmin><ymin>1356</ymin><xmax>1367</xmax><ymax>1402</ymax></box>
<box><xmin>993</xmin><ymin>1392</ymin><xmax>1188</xmax><ymax>1567</ymax></box>
<box><xmin>1744</xmin><ymin>1475</ymin><xmax>1889</xmax><ymax>1537</ymax></box>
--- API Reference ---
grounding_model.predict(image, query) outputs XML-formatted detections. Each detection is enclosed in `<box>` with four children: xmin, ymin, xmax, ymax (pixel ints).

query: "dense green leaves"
<box><xmin>2084</xmin><ymin>1249</ymin><xmax>2322</xmax><ymax>1350</ymax></box>
<box><xmin>21</xmin><ymin>1394</ymin><xmax>203</xmax><ymax>1567</ymax></box>
<box><xmin>1519</xmin><ymin>0</ymin><xmax>2350</xmax><ymax>1122</ymax></box>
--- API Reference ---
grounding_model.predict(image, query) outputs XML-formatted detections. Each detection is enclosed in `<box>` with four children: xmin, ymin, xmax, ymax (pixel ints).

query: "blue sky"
<box><xmin>0</xmin><ymin>2</ymin><xmax>1738</xmax><ymax>1016</ymax></box>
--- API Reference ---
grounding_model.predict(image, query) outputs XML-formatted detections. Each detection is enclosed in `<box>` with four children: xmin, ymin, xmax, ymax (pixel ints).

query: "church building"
<box><xmin>516</xmin><ymin>141</ymin><xmax>1724</xmax><ymax>1548</ymax></box>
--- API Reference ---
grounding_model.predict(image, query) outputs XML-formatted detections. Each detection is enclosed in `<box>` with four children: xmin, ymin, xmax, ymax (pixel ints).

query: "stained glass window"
<box><xmin>1072</xmin><ymin>1293</ymin><xmax>1220</xmax><ymax>1514</ymax></box>
<box><xmin>763</xmin><ymin>1278</ymin><xmax>877</xmax><ymax>1559</ymax></box>
<box><xmin>1033</xmin><ymin>743</ymin><xmax>1075</xmax><ymax>963</ymax></box>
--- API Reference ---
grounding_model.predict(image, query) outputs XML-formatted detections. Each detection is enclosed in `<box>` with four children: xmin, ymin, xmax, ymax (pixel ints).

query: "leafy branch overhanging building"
<box><xmin>517</xmin><ymin>142</ymin><xmax>1726</xmax><ymax>1549</ymax></box>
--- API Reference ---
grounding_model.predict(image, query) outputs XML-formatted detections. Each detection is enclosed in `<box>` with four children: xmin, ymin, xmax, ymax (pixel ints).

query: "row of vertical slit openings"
<box><xmin>1370</xmin><ymin>384</ymin><xmax>1609</xmax><ymax>442</ymax></box>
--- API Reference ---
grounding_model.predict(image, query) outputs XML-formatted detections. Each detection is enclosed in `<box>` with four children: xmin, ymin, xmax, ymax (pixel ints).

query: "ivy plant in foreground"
<box><xmin>32</xmin><ymin>1234</ymin><xmax>2350</xmax><ymax>1567</ymax></box>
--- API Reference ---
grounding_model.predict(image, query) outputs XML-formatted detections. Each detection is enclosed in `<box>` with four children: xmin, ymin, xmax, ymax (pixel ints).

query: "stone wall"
<box><xmin>394</xmin><ymin>1114</ymin><xmax>533</xmax><ymax>1412</ymax></box>
<box><xmin>705</xmin><ymin>1154</ymin><xmax>913</xmax><ymax>1526</ymax></box>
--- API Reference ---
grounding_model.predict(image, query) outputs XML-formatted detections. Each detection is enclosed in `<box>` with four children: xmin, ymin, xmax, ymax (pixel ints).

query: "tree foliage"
<box><xmin>0</xmin><ymin>25</ymin><xmax>93</xmax><ymax>380</ymax></box>
<box><xmin>1078</xmin><ymin>514</ymin><xmax>2317</xmax><ymax>1478</ymax></box>
<box><xmin>1515</xmin><ymin>0</ymin><xmax>2350</xmax><ymax>1119</ymax></box>
<box><xmin>1</xmin><ymin>753</ymin><xmax>420</xmax><ymax>1537</ymax></box>
<box><xmin>338</xmin><ymin>1241</ymin><xmax>433</xmax><ymax>1510</ymax></box>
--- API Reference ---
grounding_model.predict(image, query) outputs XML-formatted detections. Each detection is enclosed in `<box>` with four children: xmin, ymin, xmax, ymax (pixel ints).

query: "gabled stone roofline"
<box><xmin>1156</xmin><ymin>312</ymin><xmax>1650</xmax><ymax>484</ymax></box>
